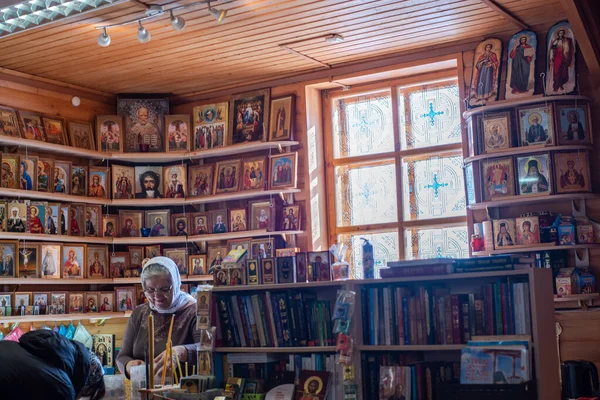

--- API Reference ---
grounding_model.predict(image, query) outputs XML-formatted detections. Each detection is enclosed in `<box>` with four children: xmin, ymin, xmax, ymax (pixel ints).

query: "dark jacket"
<box><xmin>0</xmin><ymin>330</ymin><xmax>90</xmax><ymax>400</ymax></box>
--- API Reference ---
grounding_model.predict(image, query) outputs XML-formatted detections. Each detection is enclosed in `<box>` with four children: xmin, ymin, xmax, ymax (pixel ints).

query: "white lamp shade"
<box><xmin>209</xmin><ymin>7</ymin><xmax>226</xmax><ymax>23</ymax></box>
<box><xmin>97</xmin><ymin>30</ymin><xmax>111</xmax><ymax>47</ymax></box>
<box><xmin>137</xmin><ymin>25</ymin><xmax>151</xmax><ymax>43</ymax></box>
<box><xmin>171</xmin><ymin>15</ymin><xmax>185</xmax><ymax>31</ymax></box>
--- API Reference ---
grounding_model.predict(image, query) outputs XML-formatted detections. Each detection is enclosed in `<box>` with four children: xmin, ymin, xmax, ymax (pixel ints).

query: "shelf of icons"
<box><xmin>463</xmin><ymin>144</ymin><xmax>594</xmax><ymax>164</ymax></box>
<box><xmin>0</xmin><ymin>311</ymin><xmax>132</xmax><ymax>325</ymax></box>
<box><xmin>468</xmin><ymin>193</ymin><xmax>600</xmax><ymax>210</ymax></box>
<box><xmin>462</xmin><ymin>95</ymin><xmax>590</xmax><ymax>119</ymax></box>
<box><xmin>0</xmin><ymin>276</ymin><xmax>212</xmax><ymax>285</ymax></box>
<box><xmin>472</xmin><ymin>243</ymin><xmax>600</xmax><ymax>257</ymax></box>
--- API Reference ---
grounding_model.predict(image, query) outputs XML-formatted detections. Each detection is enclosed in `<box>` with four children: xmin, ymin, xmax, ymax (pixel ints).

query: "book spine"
<box><xmin>403</xmin><ymin>296</ymin><xmax>410</xmax><ymax>345</ymax></box>
<box><xmin>324</xmin><ymin>300</ymin><xmax>335</xmax><ymax>346</ymax></box>
<box><xmin>235</xmin><ymin>296</ymin><xmax>251</xmax><ymax>347</ymax></box>
<box><xmin>390</xmin><ymin>287</ymin><xmax>397</xmax><ymax>346</ymax></box>
<box><xmin>277</xmin><ymin>293</ymin><xmax>293</xmax><ymax>347</ymax></box>
<box><xmin>443</xmin><ymin>295</ymin><xmax>452</xmax><ymax>345</ymax></box>
<box><xmin>258</xmin><ymin>294</ymin><xmax>273</xmax><ymax>347</ymax></box>
<box><xmin>468</xmin><ymin>293</ymin><xmax>476</xmax><ymax>338</ymax></box>
<box><xmin>474</xmin><ymin>296</ymin><xmax>485</xmax><ymax>336</ymax></box>
<box><xmin>383</xmin><ymin>287</ymin><xmax>391</xmax><ymax>345</ymax></box>
<box><xmin>493</xmin><ymin>283</ymin><xmax>502</xmax><ymax>335</ymax></box>
<box><xmin>270</xmin><ymin>294</ymin><xmax>284</xmax><ymax>347</ymax></box>
<box><xmin>251</xmin><ymin>295</ymin><xmax>267</xmax><ymax>346</ymax></box>
<box><xmin>425</xmin><ymin>288</ymin><xmax>434</xmax><ymax>345</ymax></box>
<box><xmin>461</xmin><ymin>298</ymin><xmax>470</xmax><ymax>343</ymax></box>
<box><xmin>431</xmin><ymin>295</ymin><xmax>438</xmax><ymax>345</ymax></box>
<box><xmin>368</xmin><ymin>288</ymin><xmax>376</xmax><ymax>345</ymax></box>
<box><xmin>230</xmin><ymin>295</ymin><xmax>247</xmax><ymax>347</ymax></box>
<box><xmin>226</xmin><ymin>297</ymin><xmax>241</xmax><ymax>347</ymax></box>
<box><xmin>500</xmin><ymin>283</ymin><xmax>509</xmax><ymax>335</ymax></box>
<box><xmin>396</xmin><ymin>287</ymin><xmax>405</xmax><ymax>345</ymax></box>
<box><xmin>417</xmin><ymin>287</ymin><xmax>425</xmax><ymax>345</ymax></box>
<box><xmin>287</xmin><ymin>292</ymin><xmax>300</xmax><ymax>347</ymax></box>
<box><xmin>507</xmin><ymin>279</ymin><xmax>515</xmax><ymax>335</ymax></box>
<box><xmin>409</xmin><ymin>297</ymin><xmax>417</xmax><ymax>345</ymax></box>
<box><xmin>523</xmin><ymin>282</ymin><xmax>532</xmax><ymax>335</ymax></box>
<box><xmin>485</xmin><ymin>284</ymin><xmax>494</xmax><ymax>336</ymax></box>
<box><xmin>380</xmin><ymin>265</ymin><xmax>450</xmax><ymax>278</ymax></box>
<box><xmin>453</xmin><ymin>264</ymin><xmax>513</xmax><ymax>273</ymax></box>
<box><xmin>316</xmin><ymin>301</ymin><xmax>324</xmax><ymax>346</ymax></box>
<box><xmin>262</xmin><ymin>293</ymin><xmax>278</xmax><ymax>347</ymax></box>
<box><xmin>450</xmin><ymin>295</ymin><xmax>461</xmax><ymax>344</ymax></box>
<box><xmin>361</xmin><ymin>288</ymin><xmax>369</xmax><ymax>346</ymax></box>
<box><xmin>244</xmin><ymin>296</ymin><xmax>259</xmax><ymax>347</ymax></box>
<box><xmin>305</xmin><ymin>297</ymin><xmax>316</xmax><ymax>346</ymax></box>
<box><xmin>435</xmin><ymin>296</ymin><xmax>444</xmax><ymax>345</ymax></box>
<box><xmin>513</xmin><ymin>283</ymin><xmax>522</xmax><ymax>335</ymax></box>
<box><xmin>293</xmin><ymin>293</ymin><xmax>308</xmax><ymax>346</ymax></box>
<box><xmin>216</xmin><ymin>297</ymin><xmax>233</xmax><ymax>346</ymax></box>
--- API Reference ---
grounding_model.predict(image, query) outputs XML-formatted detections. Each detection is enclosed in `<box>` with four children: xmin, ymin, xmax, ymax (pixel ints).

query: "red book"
<box><xmin>408</xmin><ymin>297</ymin><xmax>417</xmax><ymax>345</ymax></box>
<box><xmin>450</xmin><ymin>295</ymin><xmax>461</xmax><ymax>345</ymax></box>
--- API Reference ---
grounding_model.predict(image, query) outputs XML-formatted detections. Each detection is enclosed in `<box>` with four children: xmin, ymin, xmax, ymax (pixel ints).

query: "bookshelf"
<box><xmin>0</xmin><ymin>276</ymin><xmax>212</xmax><ymax>286</ymax></box>
<box><xmin>214</xmin><ymin>346</ymin><xmax>337</xmax><ymax>353</ymax></box>
<box><xmin>472</xmin><ymin>243</ymin><xmax>600</xmax><ymax>256</ymax></box>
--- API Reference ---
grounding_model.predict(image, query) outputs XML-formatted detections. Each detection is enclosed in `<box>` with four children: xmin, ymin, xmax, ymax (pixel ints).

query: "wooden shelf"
<box><xmin>353</xmin><ymin>269</ymin><xmax>531</xmax><ymax>286</ymax></box>
<box><xmin>0</xmin><ymin>311</ymin><xmax>132</xmax><ymax>324</ymax></box>
<box><xmin>554</xmin><ymin>293</ymin><xmax>599</xmax><ymax>303</ymax></box>
<box><xmin>462</xmin><ymin>95</ymin><xmax>590</xmax><ymax>119</ymax></box>
<box><xmin>186</xmin><ymin>188</ymin><xmax>301</xmax><ymax>206</ymax></box>
<box><xmin>468</xmin><ymin>193</ymin><xmax>600</xmax><ymax>210</ymax></box>
<box><xmin>358</xmin><ymin>344</ymin><xmax>466</xmax><ymax>351</ymax></box>
<box><xmin>473</xmin><ymin>243</ymin><xmax>600</xmax><ymax>256</ymax></box>
<box><xmin>214</xmin><ymin>346</ymin><xmax>337</xmax><ymax>353</ymax></box>
<box><xmin>212</xmin><ymin>280</ymin><xmax>344</xmax><ymax>292</ymax></box>
<box><xmin>0</xmin><ymin>278</ymin><xmax>113</xmax><ymax>285</ymax></box>
<box><xmin>112</xmin><ymin>236</ymin><xmax>187</xmax><ymax>245</ymax></box>
<box><xmin>0</xmin><ymin>135</ymin><xmax>105</xmax><ymax>160</ymax></box>
<box><xmin>113</xmin><ymin>275</ymin><xmax>212</xmax><ymax>284</ymax></box>
<box><xmin>464</xmin><ymin>145</ymin><xmax>593</xmax><ymax>164</ymax></box>
<box><xmin>188</xmin><ymin>229</ymin><xmax>304</xmax><ymax>243</ymax></box>
<box><xmin>0</xmin><ymin>188</ymin><xmax>112</xmax><ymax>205</ymax></box>
<box><xmin>0</xmin><ymin>232</ymin><xmax>111</xmax><ymax>244</ymax></box>
<box><xmin>111</xmin><ymin>198</ymin><xmax>186</xmax><ymax>208</ymax></box>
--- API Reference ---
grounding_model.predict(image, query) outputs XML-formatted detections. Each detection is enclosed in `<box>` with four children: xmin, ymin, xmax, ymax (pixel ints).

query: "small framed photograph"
<box><xmin>214</xmin><ymin>159</ymin><xmax>241</xmax><ymax>194</ymax></box>
<box><xmin>37</xmin><ymin>158</ymin><xmax>53</xmax><ymax>193</ymax></box>
<box><xmin>96</xmin><ymin>115</ymin><xmax>123</xmax><ymax>152</ymax></box>
<box><xmin>246</xmin><ymin>258</ymin><xmax>260</xmax><ymax>285</ymax></box>
<box><xmin>249</xmin><ymin>199</ymin><xmax>275</xmax><ymax>231</ymax></box>
<box><xmin>555</xmin><ymin>102</ymin><xmax>592</xmax><ymax>145</ymax></box>
<box><xmin>110</xmin><ymin>252</ymin><xmax>129</xmax><ymax>278</ymax></box>
<box><xmin>145</xmin><ymin>245</ymin><xmax>162</xmax><ymax>259</ymax></box>
<box><xmin>296</xmin><ymin>252</ymin><xmax>308</xmax><ymax>283</ymax></box>
<box><xmin>493</xmin><ymin>219</ymin><xmax>516</xmax><ymax>247</ymax></box>
<box><xmin>20</xmin><ymin>156</ymin><xmax>38</xmax><ymax>191</ymax></box>
<box><xmin>71</xmin><ymin>165</ymin><xmax>88</xmax><ymax>196</ymax></box>
<box><xmin>15</xmin><ymin>292</ymin><xmax>31</xmax><ymax>310</ymax></box>
<box><xmin>269</xmin><ymin>152</ymin><xmax>298</xmax><ymax>190</ymax></box>
<box><xmin>87</xmin><ymin>245</ymin><xmax>108</xmax><ymax>278</ymax></box>
<box><xmin>188</xmin><ymin>164</ymin><xmax>214</xmax><ymax>197</ymax></box>
<box><xmin>209</xmin><ymin>209</ymin><xmax>228</xmax><ymax>234</ymax></box>
<box><xmin>229</xmin><ymin>208</ymin><xmax>247</xmax><ymax>232</ymax></box>
<box><xmin>28</xmin><ymin>201</ymin><xmax>46</xmax><ymax>234</ymax></box>
<box><xmin>19</xmin><ymin>110</ymin><xmax>46</xmax><ymax>141</ymax></box>
<box><xmin>516</xmin><ymin>216</ymin><xmax>540</xmax><ymax>245</ymax></box>
<box><xmin>516</xmin><ymin>154</ymin><xmax>552</xmax><ymax>196</ymax></box>
<box><xmin>0</xmin><ymin>106</ymin><xmax>22</xmax><ymax>138</ymax></box>
<box><xmin>191</xmin><ymin>212</ymin><xmax>210</xmax><ymax>235</ymax></box>
<box><xmin>62</xmin><ymin>244</ymin><xmax>86</xmax><ymax>278</ymax></box>
<box><xmin>18</xmin><ymin>243</ymin><xmax>39</xmax><ymax>278</ymax></box>
<box><xmin>189</xmin><ymin>255</ymin><xmax>207</xmax><ymax>276</ymax></box>
<box><xmin>54</xmin><ymin>160</ymin><xmax>71</xmax><ymax>194</ymax></box>
<box><xmin>171</xmin><ymin>213</ymin><xmax>189</xmax><ymax>236</ymax></box>
<box><xmin>134</xmin><ymin>166</ymin><xmax>163</xmax><ymax>199</ymax></box>
<box><xmin>60</xmin><ymin>204</ymin><xmax>70</xmax><ymax>236</ymax></box>
<box><xmin>88</xmin><ymin>167</ymin><xmax>110</xmax><ymax>199</ymax></box>
<box><xmin>145</xmin><ymin>209</ymin><xmax>170</xmax><ymax>237</ymax></box>
<box><xmin>241</xmin><ymin>156</ymin><xmax>267</xmax><ymax>191</ymax></box>
<box><xmin>33</xmin><ymin>292</ymin><xmax>48</xmax><ymax>315</ymax></box>
<box><xmin>308</xmin><ymin>251</ymin><xmax>332</xmax><ymax>282</ymax></box>
<box><xmin>269</xmin><ymin>95</ymin><xmax>294</xmax><ymax>142</ymax></box>
<box><xmin>42</xmin><ymin>116</ymin><xmax>68</xmax><ymax>146</ymax></box>
<box><xmin>281</xmin><ymin>204</ymin><xmax>301</xmax><ymax>231</ymax></box>
<box><xmin>102</xmin><ymin>215</ymin><xmax>118</xmax><ymax>238</ymax></box>
<box><xmin>118</xmin><ymin>210</ymin><xmax>143</xmax><ymax>237</ymax></box>
<box><xmin>115</xmin><ymin>286</ymin><xmax>136</xmax><ymax>312</ymax></box>
<box><xmin>112</xmin><ymin>164</ymin><xmax>135</xmax><ymax>199</ymax></box>
<box><xmin>164</xmin><ymin>248</ymin><xmax>188</xmax><ymax>276</ymax></box>
<box><xmin>84</xmin><ymin>292</ymin><xmax>100</xmax><ymax>313</ymax></box>
<box><xmin>49</xmin><ymin>292</ymin><xmax>67</xmax><ymax>315</ymax></box>
<box><xmin>518</xmin><ymin>104</ymin><xmax>554</xmax><ymax>146</ymax></box>
<box><xmin>227</xmin><ymin>239</ymin><xmax>250</xmax><ymax>253</ymax></box>
<box><xmin>70</xmin><ymin>204</ymin><xmax>85</xmax><ymax>236</ymax></box>
<box><xmin>69</xmin><ymin>292</ymin><xmax>84</xmax><ymax>313</ymax></box>
<box><xmin>481</xmin><ymin>157</ymin><xmax>515</xmax><ymax>201</ymax></box>
<box><xmin>554</xmin><ymin>151</ymin><xmax>592</xmax><ymax>193</ymax></box>
<box><xmin>207</xmin><ymin>246</ymin><xmax>227</xmax><ymax>275</ymax></box>
<box><xmin>7</xmin><ymin>201</ymin><xmax>28</xmax><ymax>234</ymax></box>
<box><xmin>230</xmin><ymin>89</ymin><xmax>270</xmax><ymax>144</ymax></box>
<box><xmin>99</xmin><ymin>292</ymin><xmax>114</xmax><ymax>312</ymax></box>
<box><xmin>276</xmin><ymin>256</ymin><xmax>296</xmax><ymax>283</ymax></box>
<box><xmin>85</xmin><ymin>205</ymin><xmax>101</xmax><ymax>237</ymax></box>
<box><xmin>40</xmin><ymin>244</ymin><xmax>61</xmax><ymax>279</ymax></box>
<box><xmin>1</xmin><ymin>154</ymin><xmax>19</xmax><ymax>189</ymax></box>
<box><xmin>261</xmin><ymin>258</ymin><xmax>275</xmax><ymax>284</ymax></box>
<box><xmin>67</xmin><ymin>120</ymin><xmax>95</xmax><ymax>150</ymax></box>
<box><xmin>129</xmin><ymin>246</ymin><xmax>144</xmax><ymax>270</ymax></box>
<box><xmin>482</xmin><ymin>111</ymin><xmax>511</xmax><ymax>154</ymax></box>
<box><xmin>163</xmin><ymin>164</ymin><xmax>186</xmax><ymax>198</ymax></box>
<box><xmin>46</xmin><ymin>203</ymin><xmax>60</xmax><ymax>235</ymax></box>
<box><xmin>165</xmin><ymin>114</ymin><xmax>191</xmax><ymax>152</ymax></box>
<box><xmin>250</xmin><ymin>238</ymin><xmax>274</xmax><ymax>258</ymax></box>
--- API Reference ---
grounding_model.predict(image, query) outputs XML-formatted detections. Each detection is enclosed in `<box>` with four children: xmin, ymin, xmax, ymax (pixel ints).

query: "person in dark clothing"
<box><xmin>0</xmin><ymin>330</ymin><xmax>105</xmax><ymax>400</ymax></box>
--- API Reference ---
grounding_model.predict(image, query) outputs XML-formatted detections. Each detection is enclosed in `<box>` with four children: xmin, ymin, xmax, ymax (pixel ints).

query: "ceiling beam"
<box><xmin>479</xmin><ymin>0</ymin><xmax>530</xmax><ymax>30</ymax></box>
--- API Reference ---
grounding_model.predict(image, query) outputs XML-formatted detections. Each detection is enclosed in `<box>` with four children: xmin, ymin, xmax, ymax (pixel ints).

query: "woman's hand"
<box><xmin>125</xmin><ymin>359</ymin><xmax>145</xmax><ymax>377</ymax></box>
<box><xmin>154</xmin><ymin>345</ymin><xmax>188</xmax><ymax>379</ymax></box>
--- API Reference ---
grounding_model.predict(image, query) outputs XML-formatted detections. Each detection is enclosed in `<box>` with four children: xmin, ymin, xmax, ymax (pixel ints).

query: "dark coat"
<box><xmin>0</xmin><ymin>330</ymin><xmax>90</xmax><ymax>400</ymax></box>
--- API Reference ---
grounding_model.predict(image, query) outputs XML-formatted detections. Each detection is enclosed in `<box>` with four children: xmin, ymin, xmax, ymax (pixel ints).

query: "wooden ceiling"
<box><xmin>0</xmin><ymin>0</ymin><xmax>565</xmax><ymax>97</ymax></box>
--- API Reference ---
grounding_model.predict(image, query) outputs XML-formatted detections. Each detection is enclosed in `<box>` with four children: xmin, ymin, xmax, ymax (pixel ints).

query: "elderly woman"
<box><xmin>117</xmin><ymin>257</ymin><xmax>200</xmax><ymax>379</ymax></box>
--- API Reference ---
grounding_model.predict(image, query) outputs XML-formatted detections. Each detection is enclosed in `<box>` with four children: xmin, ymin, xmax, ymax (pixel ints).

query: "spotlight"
<box><xmin>325</xmin><ymin>34</ymin><xmax>344</xmax><ymax>44</ymax></box>
<box><xmin>97</xmin><ymin>27</ymin><xmax>111</xmax><ymax>47</ymax></box>
<box><xmin>170</xmin><ymin>10</ymin><xmax>185</xmax><ymax>31</ymax></box>
<box><xmin>208</xmin><ymin>2</ymin><xmax>226</xmax><ymax>23</ymax></box>
<box><xmin>137</xmin><ymin>20</ymin><xmax>151</xmax><ymax>43</ymax></box>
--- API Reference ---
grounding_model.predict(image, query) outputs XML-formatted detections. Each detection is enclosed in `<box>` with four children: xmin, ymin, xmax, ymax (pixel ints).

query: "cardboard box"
<box><xmin>556</xmin><ymin>268</ymin><xmax>576</xmax><ymax>296</ymax></box>
<box><xmin>574</xmin><ymin>268</ymin><xmax>596</xmax><ymax>294</ymax></box>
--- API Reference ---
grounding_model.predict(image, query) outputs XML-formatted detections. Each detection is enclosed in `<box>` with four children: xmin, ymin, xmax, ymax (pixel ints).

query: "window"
<box><xmin>325</xmin><ymin>77</ymin><xmax>468</xmax><ymax>278</ymax></box>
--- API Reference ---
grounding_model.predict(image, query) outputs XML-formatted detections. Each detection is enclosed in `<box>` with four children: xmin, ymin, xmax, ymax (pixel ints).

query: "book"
<box><xmin>224</xmin><ymin>248</ymin><xmax>248</xmax><ymax>263</ymax></box>
<box><xmin>93</xmin><ymin>334</ymin><xmax>115</xmax><ymax>367</ymax></box>
<box><xmin>460</xmin><ymin>345</ymin><xmax>529</xmax><ymax>384</ymax></box>
<box><xmin>379</xmin><ymin>366</ymin><xmax>411</xmax><ymax>400</ymax></box>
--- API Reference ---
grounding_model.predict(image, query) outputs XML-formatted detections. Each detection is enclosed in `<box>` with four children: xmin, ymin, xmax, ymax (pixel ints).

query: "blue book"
<box><xmin>269</xmin><ymin>294</ymin><xmax>284</xmax><ymax>347</ymax></box>
<box><xmin>241</xmin><ymin>296</ymin><xmax>255</xmax><ymax>346</ymax></box>
<box><xmin>411</xmin><ymin>365</ymin><xmax>417</xmax><ymax>400</ymax></box>
<box><xmin>368</xmin><ymin>288</ymin><xmax>377</xmax><ymax>345</ymax></box>
<box><xmin>402</xmin><ymin>297</ymin><xmax>410</xmax><ymax>345</ymax></box>
<box><xmin>460</xmin><ymin>347</ymin><xmax>495</xmax><ymax>384</ymax></box>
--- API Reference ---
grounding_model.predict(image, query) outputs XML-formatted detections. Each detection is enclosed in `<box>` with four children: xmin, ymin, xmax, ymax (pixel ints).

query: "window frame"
<box><xmin>322</xmin><ymin>70</ymin><xmax>468</xmax><ymax>263</ymax></box>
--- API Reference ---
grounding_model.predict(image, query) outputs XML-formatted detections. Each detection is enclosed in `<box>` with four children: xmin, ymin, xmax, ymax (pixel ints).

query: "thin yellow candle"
<box><xmin>185</xmin><ymin>362</ymin><xmax>189</xmax><ymax>378</ymax></box>
<box><xmin>173</xmin><ymin>344</ymin><xmax>184</xmax><ymax>381</ymax></box>
<box><xmin>192</xmin><ymin>366</ymin><xmax>196</xmax><ymax>376</ymax></box>
<box><xmin>161</xmin><ymin>315</ymin><xmax>175</xmax><ymax>386</ymax></box>
<box><xmin>148</xmin><ymin>314</ymin><xmax>155</xmax><ymax>389</ymax></box>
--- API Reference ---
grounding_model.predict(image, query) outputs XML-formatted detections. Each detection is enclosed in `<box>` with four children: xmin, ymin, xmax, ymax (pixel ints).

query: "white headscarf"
<box><xmin>142</xmin><ymin>256</ymin><xmax>195</xmax><ymax>314</ymax></box>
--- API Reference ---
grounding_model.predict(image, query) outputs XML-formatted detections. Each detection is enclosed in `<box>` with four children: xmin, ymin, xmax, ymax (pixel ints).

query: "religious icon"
<box><xmin>118</xmin><ymin>210</ymin><xmax>142</xmax><ymax>238</ymax></box>
<box><xmin>49</xmin><ymin>292</ymin><xmax>67</xmax><ymax>314</ymax></box>
<box><xmin>60</xmin><ymin>205</ymin><xmax>70</xmax><ymax>236</ymax></box>
<box><xmin>37</xmin><ymin>158</ymin><xmax>53</xmax><ymax>193</ymax></box>
<box><xmin>269</xmin><ymin>95</ymin><xmax>294</xmax><ymax>141</ymax></box>
<box><xmin>42</xmin><ymin>116</ymin><xmax>68</xmax><ymax>146</ymax></box>
<box><xmin>87</xmin><ymin>246</ymin><xmax>108</xmax><ymax>278</ymax></box>
<box><xmin>20</xmin><ymin>157</ymin><xmax>37</xmax><ymax>191</ymax></box>
<box><xmin>133</xmin><ymin>165</ymin><xmax>163</xmax><ymax>199</ymax></box>
<box><xmin>189</xmin><ymin>255</ymin><xmax>206</xmax><ymax>276</ymax></box>
<box><xmin>47</xmin><ymin>203</ymin><xmax>59</xmax><ymax>235</ymax></box>
<box><xmin>68</xmin><ymin>292</ymin><xmax>84</xmax><ymax>313</ymax></box>
<box><xmin>93</xmin><ymin>334</ymin><xmax>114</xmax><ymax>366</ymax></box>
<box><xmin>553</xmin><ymin>151</ymin><xmax>591</xmax><ymax>193</ymax></box>
<box><xmin>518</xmin><ymin>105</ymin><xmax>554</xmax><ymax>146</ymax></box>
<box><xmin>88</xmin><ymin>167</ymin><xmax>109</xmax><ymax>199</ymax></box>
<box><xmin>269</xmin><ymin>152</ymin><xmax>298</xmax><ymax>190</ymax></box>
<box><xmin>188</xmin><ymin>164</ymin><xmax>214</xmax><ymax>197</ymax></box>
<box><xmin>250</xmin><ymin>238</ymin><xmax>274</xmax><ymax>259</ymax></box>
<box><xmin>102</xmin><ymin>215</ymin><xmax>118</xmax><ymax>238</ymax></box>
<box><xmin>468</xmin><ymin>38</ymin><xmax>502</xmax><ymax>108</ymax></box>
<box><xmin>53</xmin><ymin>160</ymin><xmax>71</xmax><ymax>194</ymax></box>
<box><xmin>71</xmin><ymin>165</ymin><xmax>88</xmax><ymax>196</ymax></box>
<box><xmin>145</xmin><ymin>209</ymin><xmax>170</xmax><ymax>237</ymax></box>
<box><xmin>493</xmin><ymin>219</ymin><xmax>516</xmax><ymax>248</ymax></box>
<box><xmin>207</xmin><ymin>246</ymin><xmax>227</xmax><ymax>275</ymax></box>
<box><xmin>241</xmin><ymin>157</ymin><xmax>267</xmax><ymax>191</ymax></box>
<box><xmin>67</xmin><ymin>120</ymin><xmax>95</xmax><ymax>150</ymax></box>
<box><xmin>229</xmin><ymin>208</ymin><xmax>247</xmax><ymax>232</ymax></box>
<box><xmin>96</xmin><ymin>115</ymin><xmax>123</xmax><ymax>152</ymax></box>
<box><xmin>7</xmin><ymin>201</ymin><xmax>28</xmax><ymax>233</ymax></box>
<box><xmin>516</xmin><ymin>216</ymin><xmax>540</xmax><ymax>245</ymax></box>
<box><xmin>84</xmin><ymin>292</ymin><xmax>100</xmax><ymax>313</ymax></box>
<box><xmin>191</xmin><ymin>212</ymin><xmax>209</xmax><ymax>236</ymax></box>
<box><xmin>545</xmin><ymin>21</ymin><xmax>577</xmax><ymax>96</ymax></box>
<box><xmin>15</xmin><ymin>292</ymin><xmax>31</xmax><ymax>313</ymax></box>
<box><xmin>296</xmin><ymin>252</ymin><xmax>307</xmax><ymax>283</ymax></box>
<box><xmin>28</xmin><ymin>202</ymin><xmax>46</xmax><ymax>234</ymax></box>
<box><xmin>481</xmin><ymin>157</ymin><xmax>515</xmax><ymax>201</ymax></box>
<box><xmin>145</xmin><ymin>245</ymin><xmax>162</xmax><ymax>259</ymax></box>
<box><xmin>506</xmin><ymin>30</ymin><xmax>537</xmax><ymax>99</ymax></box>
<box><xmin>70</xmin><ymin>205</ymin><xmax>84</xmax><ymax>237</ymax></box>
<box><xmin>112</xmin><ymin>165</ymin><xmax>135</xmax><ymax>199</ymax></box>
<box><xmin>128</xmin><ymin>246</ymin><xmax>144</xmax><ymax>272</ymax></box>
<box><xmin>214</xmin><ymin>159</ymin><xmax>241</xmax><ymax>194</ymax></box>
<box><xmin>171</xmin><ymin>213</ymin><xmax>188</xmax><ymax>236</ymax></box>
<box><xmin>249</xmin><ymin>200</ymin><xmax>275</xmax><ymax>231</ymax></box>
<box><xmin>18</xmin><ymin>110</ymin><xmax>46</xmax><ymax>141</ymax></box>
<box><xmin>193</xmin><ymin>102</ymin><xmax>228</xmax><ymax>150</ymax></box>
<box><xmin>33</xmin><ymin>292</ymin><xmax>48</xmax><ymax>314</ymax></box>
<box><xmin>261</xmin><ymin>258</ymin><xmax>275</xmax><ymax>284</ymax></box>
<box><xmin>115</xmin><ymin>287</ymin><xmax>136</xmax><ymax>312</ymax></box>
<box><xmin>117</xmin><ymin>98</ymin><xmax>168</xmax><ymax>153</ymax></box>
<box><xmin>296</xmin><ymin>371</ymin><xmax>329</xmax><ymax>400</ymax></box>
<box><xmin>165</xmin><ymin>114</ymin><xmax>190</xmax><ymax>152</ymax></box>
<box><xmin>85</xmin><ymin>205</ymin><xmax>101</xmax><ymax>237</ymax></box>
<box><xmin>99</xmin><ymin>292</ymin><xmax>114</xmax><ymax>312</ymax></box>
<box><xmin>0</xmin><ymin>240</ymin><xmax>17</xmax><ymax>278</ymax></box>
<box><xmin>18</xmin><ymin>244</ymin><xmax>39</xmax><ymax>278</ymax></box>
<box><xmin>281</xmin><ymin>204</ymin><xmax>301</xmax><ymax>231</ymax></box>
<box><xmin>1</xmin><ymin>154</ymin><xmax>18</xmax><ymax>189</ymax></box>
<box><xmin>277</xmin><ymin>256</ymin><xmax>295</xmax><ymax>283</ymax></box>
<box><xmin>164</xmin><ymin>248</ymin><xmax>187</xmax><ymax>276</ymax></box>
<box><xmin>516</xmin><ymin>154</ymin><xmax>551</xmax><ymax>196</ymax></box>
<box><xmin>62</xmin><ymin>244</ymin><xmax>86</xmax><ymax>278</ymax></box>
<box><xmin>163</xmin><ymin>164</ymin><xmax>186</xmax><ymax>198</ymax></box>
<box><xmin>209</xmin><ymin>209</ymin><xmax>228</xmax><ymax>234</ymax></box>
<box><xmin>309</xmin><ymin>251</ymin><xmax>331</xmax><ymax>282</ymax></box>
<box><xmin>227</xmin><ymin>239</ymin><xmax>250</xmax><ymax>253</ymax></box>
<box><xmin>41</xmin><ymin>244</ymin><xmax>60</xmax><ymax>279</ymax></box>
<box><xmin>110</xmin><ymin>253</ymin><xmax>129</xmax><ymax>278</ymax></box>
<box><xmin>0</xmin><ymin>201</ymin><xmax>6</xmax><ymax>232</ymax></box>
<box><xmin>0</xmin><ymin>106</ymin><xmax>22</xmax><ymax>138</ymax></box>
<box><xmin>230</xmin><ymin>89</ymin><xmax>270</xmax><ymax>144</ymax></box>
<box><xmin>482</xmin><ymin>112</ymin><xmax>511</xmax><ymax>154</ymax></box>
<box><xmin>555</xmin><ymin>102</ymin><xmax>591</xmax><ymax>145</ymax></box>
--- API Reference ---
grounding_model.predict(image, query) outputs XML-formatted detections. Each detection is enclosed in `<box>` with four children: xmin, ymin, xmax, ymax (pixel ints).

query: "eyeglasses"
<box><xmin>144</xmin><ymin>285</ymin><xmax>172</xmax><ymax>296</ymax></box>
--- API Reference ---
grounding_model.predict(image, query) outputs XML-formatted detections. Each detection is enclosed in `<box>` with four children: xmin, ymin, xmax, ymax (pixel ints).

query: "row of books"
<box><xmin>381</xmin><ymin>256</ymin><xmax>513</xmax><ymax>278</ymax></box>
<box><xmin>216</xmin><ymin>291</ymin><xmax>335</xmax><ymax>348</ymax></box>
<box><xmin>362</xmin><ymin>280</ymin><xmax>532</xmax><ymax>346</ymax></box>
